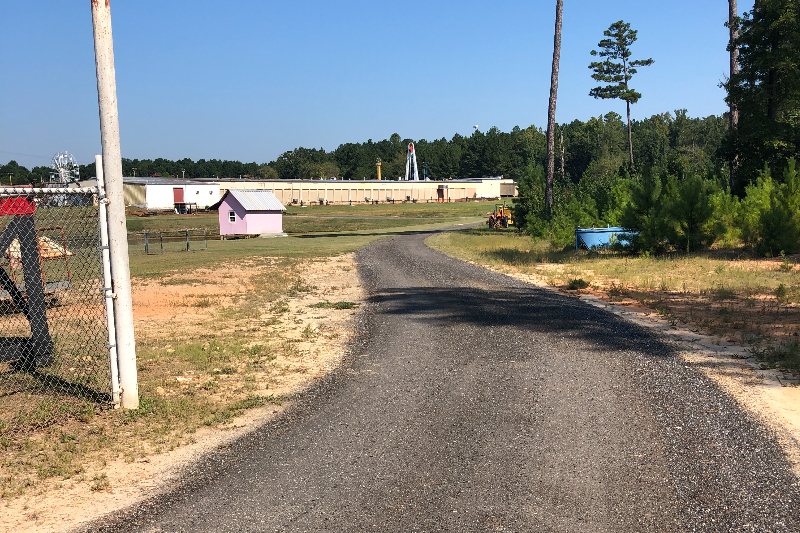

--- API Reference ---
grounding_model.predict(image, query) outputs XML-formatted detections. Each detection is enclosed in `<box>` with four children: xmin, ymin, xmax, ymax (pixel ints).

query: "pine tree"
<box><xmin>728</xmin><ymin>0</ymin><xmax>740</xmax><ymax>189</ymax></box>
<box><xmin>588</xmin><ymin>20</ymin><xmax>654</xmax><ymax>165</ymax></box>
<box><xmin>725</xmin><ymin>0</ymin><xmax>800</xmax><ymax>193</ymax></box>
<box><xmin>545</xmin><ymin>0</ymin><xmax>564</xmax><ymax>212</ymax></box>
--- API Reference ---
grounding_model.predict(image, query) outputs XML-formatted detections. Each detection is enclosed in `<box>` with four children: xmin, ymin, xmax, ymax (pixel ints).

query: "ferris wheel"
<box><xmin>49</xmin><ymin>151</ymin><xmax>80</xmax><ymax>185</ymax></box>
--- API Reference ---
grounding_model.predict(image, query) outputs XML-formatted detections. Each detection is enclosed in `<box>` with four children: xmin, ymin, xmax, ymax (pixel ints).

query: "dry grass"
<box><xmin>0</xmin><ymin>255</ymin><xmax>360</xmax><ymax>500</ymax></box>
<box><xmin>429</xmin><ymin>229</ymin><xmax>800</xmax><ymax>370</ymax></box>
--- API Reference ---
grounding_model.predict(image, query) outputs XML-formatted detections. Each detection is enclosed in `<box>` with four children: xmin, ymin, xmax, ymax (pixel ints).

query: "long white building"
<box><xmin>201</xmin><ymin>177</ymin><xmax>517</xmax><ymax>206</ymax></box>
<box><xmin>117</xmin><ymin>176</ymin><xmax>516</xmax><ymax>210</ymax></box>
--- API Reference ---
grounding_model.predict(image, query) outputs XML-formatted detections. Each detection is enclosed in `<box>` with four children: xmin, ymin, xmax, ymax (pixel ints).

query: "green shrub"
<box><xmin>758</xmin><ymin>200</ymin><xmax>800</xmax><ymax>255</ymax></box>
<box><xmin>708</xmin><ymin>188</ymin><xmax>741</xmax><ymax>247</ymax></box>
<box><xmin>666</xmin><ymin>174</ymin><xmax>714</xmax><ymax>252</ymax></box>
<box><xmin>567</xmin><ymin>278</ymin><xmax>590</xmax><ymax>290</ymax></box>
<box><xmin>620</xmin><ymin>166</ymin><xmax>669</xmax><ymax>252</ymax></box>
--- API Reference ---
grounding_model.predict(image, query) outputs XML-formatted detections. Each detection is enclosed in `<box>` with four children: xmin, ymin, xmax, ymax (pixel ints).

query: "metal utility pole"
<box><xmin>91</xmin><ymin>0</ymin><xmax>138</xmax><ymax>409</ymax></box>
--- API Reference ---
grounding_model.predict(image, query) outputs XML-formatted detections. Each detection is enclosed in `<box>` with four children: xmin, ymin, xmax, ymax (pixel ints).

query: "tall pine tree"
<box><xmin>588</xmin><ymin>21</ymin><xmax>654</xmax><ymax>166</ymax></box>
<box><xmin>725</xmin><ymin>0</ymin><xmax>800</xmax><ymax>194</ymax></box>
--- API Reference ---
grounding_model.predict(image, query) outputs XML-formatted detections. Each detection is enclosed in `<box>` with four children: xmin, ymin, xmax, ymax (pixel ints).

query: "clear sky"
<box><xmin>1</xmin><ymin>1</ymin><xmax>754</xmax><ymax>169</ymax></box>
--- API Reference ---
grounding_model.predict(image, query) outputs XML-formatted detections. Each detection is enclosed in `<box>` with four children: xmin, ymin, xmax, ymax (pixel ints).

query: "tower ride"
<box><xmin>404</xmin><ymin>143</ymin><xmax>419</xmax><ymax>181</ymax></box>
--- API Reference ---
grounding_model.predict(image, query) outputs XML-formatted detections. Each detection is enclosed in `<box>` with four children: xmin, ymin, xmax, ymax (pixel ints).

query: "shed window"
<box><xmin>229</xmin><ymin>210</ymin><xmax>236</xmax><ymax>223</ymax></box>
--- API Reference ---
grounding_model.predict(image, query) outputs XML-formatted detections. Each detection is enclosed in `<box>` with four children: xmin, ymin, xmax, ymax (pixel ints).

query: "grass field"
<box><xmin>284</xmin><ymin>201</ymin><xmax>496</xmax><ymax>218</ymax></box>
<box><xmin>126</xmin><ymin>201</ymin><xmax>496</xmax><ymax>235</ymax></box>
<box><xmin>428</xmin><ymin>228</ymin><xmax>800</xmax><ymax>372</ymax></box>
<box><xmin>128</xmin><ymin>218</ymin><xmax>482</xmax><ymax>279</ymax></box>
<box><xmin>126</xmin><ymin>201</ymin><xmax>490</xmax><ymax>278</ymax></box>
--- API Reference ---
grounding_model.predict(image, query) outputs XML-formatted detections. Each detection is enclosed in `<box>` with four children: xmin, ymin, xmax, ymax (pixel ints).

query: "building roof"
<box><xmin>223</xmin><ymin>189</ymin><xmax>285</xmax><ymax>211</ymax></box>
<box><xmin>193</xmin><ymin>177</ymin><xmax>515</xmax><ymax>184</ymax></box>
<box><xmin>123</xmin><ymin>177</ymin><xmax>214</xmax><ymax>186</ymax></box>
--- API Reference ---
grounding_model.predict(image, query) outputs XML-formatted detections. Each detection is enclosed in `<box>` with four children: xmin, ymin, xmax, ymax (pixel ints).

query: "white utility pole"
<box><xmin>91</xmin><ymin>0</ymin><xmax>138</xmax><ymax>409</ymax></box>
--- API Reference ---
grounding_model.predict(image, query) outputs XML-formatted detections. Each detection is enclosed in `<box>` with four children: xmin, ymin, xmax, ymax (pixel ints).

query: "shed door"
<box><xmin>173</xmin><ymin>187</ymin><xmax>184</xmax><ymax>203</ymax></box>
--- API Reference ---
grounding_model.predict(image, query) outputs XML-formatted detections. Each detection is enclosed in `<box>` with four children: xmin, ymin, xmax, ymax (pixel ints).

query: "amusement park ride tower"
<box><xmin>404</xmin><ymin>142</ymin><xmax>419</xmax><ymax>181</ymax></box>
<box><xmin>48</xmin><ymin>152</ymin><xmax>80</xmax><ymax>185</ymax></box>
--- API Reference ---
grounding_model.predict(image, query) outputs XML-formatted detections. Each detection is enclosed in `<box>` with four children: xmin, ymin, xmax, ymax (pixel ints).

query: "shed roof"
<box><xmin>224</xmin><ymin>189</ymin><xmax>285</xmax><ymax>211</ymax></box>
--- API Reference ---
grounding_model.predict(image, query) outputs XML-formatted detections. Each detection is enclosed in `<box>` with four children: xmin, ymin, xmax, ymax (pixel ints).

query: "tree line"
<box><xmin>518</xmin><ymin>0</ymin><xmax>799</xmax><ymax>255</ymax></box>
<box><xmin>0</xmin><ymin>111</ymin><xmax>723</xmax><ymax>189</ymax></box>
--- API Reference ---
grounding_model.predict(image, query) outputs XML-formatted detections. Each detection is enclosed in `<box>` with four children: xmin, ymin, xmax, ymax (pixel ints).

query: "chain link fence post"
<box><xmin>96</xmin><ymin>155</ymin><xmax>121</xmax><ymax>407</ymax></box>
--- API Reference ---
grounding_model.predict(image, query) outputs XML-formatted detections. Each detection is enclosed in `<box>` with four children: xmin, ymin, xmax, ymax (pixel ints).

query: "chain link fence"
<box><xmin>127</xmin><ymin>229</ymin><xmax>208</xmax><ymax>255</ymax></box>
<box><xmin>0</xmin><ymin>188</ymin><xmax>110</xmax><ymax>435</ymax></box>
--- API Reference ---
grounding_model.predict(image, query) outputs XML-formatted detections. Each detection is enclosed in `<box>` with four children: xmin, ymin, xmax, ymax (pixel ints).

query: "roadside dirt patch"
<box><xmin>0</xmin><ymin>254</ymin><xmax>364</xmax><ymax>533</ymax></box>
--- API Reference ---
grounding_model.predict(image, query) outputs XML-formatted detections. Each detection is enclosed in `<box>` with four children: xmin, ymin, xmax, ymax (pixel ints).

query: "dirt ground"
<box><xmin>531</xmin><ymin>257</ymin><xmax>800</xmax><ymax>348</ymax></box>
<box><xmin>0</xmin><ymin>254</ymin><xmax>365</xmax><ymax>533</ymax></box>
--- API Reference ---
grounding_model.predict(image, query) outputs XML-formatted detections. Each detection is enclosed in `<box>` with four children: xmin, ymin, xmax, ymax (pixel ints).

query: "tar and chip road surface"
<box><xmin>93</xmin><ymin>231</ymin><xmax>800</xmax><ymax>532</ymax></box>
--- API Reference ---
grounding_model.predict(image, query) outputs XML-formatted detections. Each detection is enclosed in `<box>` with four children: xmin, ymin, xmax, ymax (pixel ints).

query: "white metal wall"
<box><xmin>145</xmin><ymin>185</ymin><xmax>178</xmax><ymax>210</ymax></box>
<box><xmin>211</xmin><ymin>178</ymin><xmax>517</xmax><ymax>204</ymax></box>
<box><xmin>185</xmin><ymin>184</ymin><xmax>221</xmax><ymax>208</ymax></box>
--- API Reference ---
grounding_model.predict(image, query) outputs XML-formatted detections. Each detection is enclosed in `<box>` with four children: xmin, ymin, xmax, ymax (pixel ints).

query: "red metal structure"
<box><xmin>0</xmin><ymin>196</ymin><xmax>54</xmax><ymax>368</ymax></box>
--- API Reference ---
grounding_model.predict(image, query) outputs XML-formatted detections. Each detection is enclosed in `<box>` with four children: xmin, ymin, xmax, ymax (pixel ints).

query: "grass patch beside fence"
<box><xmin>0</xmin><ymin>254</ymin><xmax>337</xmax><ymax>500</ymax></box>
<box><xmin>428</xmin><ymin>229</ymin><xmax>800</xmax><ymax>372</ymax></box>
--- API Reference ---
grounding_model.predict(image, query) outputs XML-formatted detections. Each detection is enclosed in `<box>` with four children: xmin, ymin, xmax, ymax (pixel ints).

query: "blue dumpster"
<box><xmin>575</xmin><ymin>227</ymin><xmax>632</xmax><ymax>250</ymax></box>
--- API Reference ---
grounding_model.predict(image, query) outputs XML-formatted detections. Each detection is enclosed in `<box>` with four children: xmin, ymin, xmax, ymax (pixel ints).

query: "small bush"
<box><xmin>287</xmin><ymin>280</ymin><xmax>316</xmax><ymax>297</ymax></box>
<box><xmin>566</xmin><ymin>278</ymin><xmax>589</xmax><ymax>290</ymax></box>
<box><xmin>607</xmin><ymin>282</ymin><xmax>625</xmax><ymax>301</ymax></box>
<box><xmin>776</xmin><ymin>283</ymin><xmax>789</xmax><ymax>304</ymax></box>
<box><xmin>270</xmin><ymin>300</ymin><xmax>289</xmax><ymax>314</ymax></box>
<box><xmin>752</xmin><ymin>341</ymin><xmax>800</xmax><ymax>372</ymax></box>
<box><xmin>713</xmin><ymin>286</ymin><xmax>736</xmax><ymax>301</ymax></box>
<box><xmin>192</xmin><ymin>297</ymin><xmax>214</xmax><ymax>308</ymax></box>
<box><xmin>779</xmin><ymin>252</ymin><xmax>794</xmax><ymax>272</ymax></box>
<box><xmin>90</xmin><ymin>473</ymin><xmax>110</xmax><ymax>492</ymax></box>
<box><xmin>308</xmin><ymin>301</ymin><xmax>359</xmax><ymax>310</ymax></box>
<box><xmin>758</xmin><ymin>202</ymin><xmax>800</xmax><ymax>256</ymax></box>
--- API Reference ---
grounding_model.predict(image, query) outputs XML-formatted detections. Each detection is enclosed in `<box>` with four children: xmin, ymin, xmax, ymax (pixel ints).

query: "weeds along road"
<box><xmin>93</xmin><ymin>231</ymin><xmax>799</xmax><ymax>532</ymax></box>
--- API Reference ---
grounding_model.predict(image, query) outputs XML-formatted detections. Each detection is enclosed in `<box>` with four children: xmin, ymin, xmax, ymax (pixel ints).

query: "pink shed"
<box><xmin>217</xmin><ymin>190</ymin><xmax>286</xmax><ymax>237</ymax></box>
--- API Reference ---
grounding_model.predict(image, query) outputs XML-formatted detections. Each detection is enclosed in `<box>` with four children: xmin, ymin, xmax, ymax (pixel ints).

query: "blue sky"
<box><xmin>1</xmin><ymin>1</ymin><xmax>754</xmax><ymax>169</ymax></box>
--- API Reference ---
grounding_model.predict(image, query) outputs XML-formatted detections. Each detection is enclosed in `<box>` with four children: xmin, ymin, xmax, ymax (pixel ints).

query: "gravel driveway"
<box><xmin>90</xmin><ymin>230</ymin><xmax>800</xmax><ymax>532</ymax></box>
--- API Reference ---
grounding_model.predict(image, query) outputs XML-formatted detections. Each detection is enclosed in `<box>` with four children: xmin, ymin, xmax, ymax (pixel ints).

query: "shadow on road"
<box><xmin>368</xmin><ymin>285</ymin><xmax>676</xmax><ymax>358</ymax></box>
